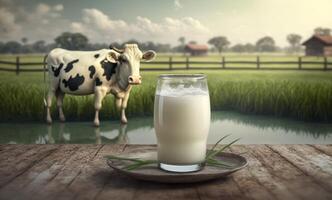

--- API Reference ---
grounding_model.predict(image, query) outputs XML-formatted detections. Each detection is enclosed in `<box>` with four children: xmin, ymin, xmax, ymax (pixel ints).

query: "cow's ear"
<box><xmin>142</xmin><ymin>50</ymin><xmax>156</xmax><ymax>62</ymax></box>
<box><xmin>108</xmin><ymin>51</ymin><xmax>119</xmax><ymax>62</ymax></box>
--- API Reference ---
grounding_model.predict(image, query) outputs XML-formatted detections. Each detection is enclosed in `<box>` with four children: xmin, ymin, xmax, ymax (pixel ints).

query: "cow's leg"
<box><xmin>56</xmin><ymin>89</ymin><xmax>66</xmax><ymax>122</ymax></box>
<box><xmin>115</xmin><ymin>97</ymin><xmax>122</xmax><ymax>112</ymax></box>
<box><xmin>94</xmin><ymin>86</ymin><xmax>107</xmax><ymax>127</ymax></box>
<box><xmin>46</xmin><ymin>87</ymin><xmax>55</xmax><ymax>124</ymax></box>
<box><xmin>115</xmin><ymin>97</ymin><xmax>127</xmax><ymax>123</ymax></box>
<box><xmin>120</xmin><ymin>89</ymin><xmax>131</xmax><ymax>124</ymax></box>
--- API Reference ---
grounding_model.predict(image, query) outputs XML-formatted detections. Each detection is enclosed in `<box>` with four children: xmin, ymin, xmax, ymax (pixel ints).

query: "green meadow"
<box><xmin>0</xmin><ymin>66</ymin><xmax>331</xmax><ymax>122</ymax></box>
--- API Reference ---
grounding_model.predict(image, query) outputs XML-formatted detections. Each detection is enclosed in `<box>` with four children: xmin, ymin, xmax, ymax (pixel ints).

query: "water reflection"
<box><xmin>45</xmin><ymin>124</ymin><xmax>129</xmax><ymax>144</ymax></box>
<box><xmin>0</xmin><ymin>111</ymin><xmax>331</xmax><ymax>144</ymax></box>
<box><xmin>214</xmin><ymin>112</ymin><xmax>332</xmax><ymax>138</ymax></box>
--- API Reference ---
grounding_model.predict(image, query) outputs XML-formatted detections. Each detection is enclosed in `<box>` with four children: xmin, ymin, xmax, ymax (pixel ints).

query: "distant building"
<box><xmin>302</xmin><ymin>35</ymin><xmax>332</xmax><ymax>56</ymax></box>
<box><xmin>184</xmin><ymin>44</ymin><xmax>208</xmax><ymax>56</ymax></box>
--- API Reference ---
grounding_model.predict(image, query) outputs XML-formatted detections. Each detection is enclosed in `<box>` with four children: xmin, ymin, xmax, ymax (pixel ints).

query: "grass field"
<box><xmin>0</xmin><ymin>68</ymin><xmax>332</xmax><ymax>122</ymax></box>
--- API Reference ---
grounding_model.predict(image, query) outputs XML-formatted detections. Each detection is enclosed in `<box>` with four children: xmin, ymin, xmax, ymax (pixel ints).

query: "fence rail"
<box><xmin>0</xmin><ymin>55</ymin><xmax>331</xmax><ymax>74</ymax></box>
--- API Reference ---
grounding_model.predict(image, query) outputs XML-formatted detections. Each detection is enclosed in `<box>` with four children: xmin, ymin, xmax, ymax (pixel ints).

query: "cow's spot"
<box><xmin>62</xmin><ymin>73</ymin><xmax>85</xmax><ymax>91</ymax></box>
<box><xmin>95</xmin><ymin>77</ymin><xmax>102</xmax><ymax>86</ymax></box>
<box><xmin>51</xmin><ymin>63</ymin><xmax>63</xmax><ymax>77</ymax></box>
<box><xmin>101</xmin><ymin>59</ymin><xmax>117</xmax><ymax>81</ymax></box>
<box><xmin>94</xmin><ymin>54</ymin><xmax>100</xmax><ymax>58</ymax></box>
<box><xmin>88</xmin><ymin>65</ymin><xmax>96</xmax><ymax>79</ymax></box>
<box><xmin>64</xmin><ymin>59</ymin><xmax>79</xmax><ymax>73</ymax></box>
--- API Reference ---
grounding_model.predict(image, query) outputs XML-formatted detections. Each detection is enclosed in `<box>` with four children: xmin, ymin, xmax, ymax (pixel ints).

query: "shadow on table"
<box><xmin>91</xmin><ymin>169</ymin><xmax>229</xmax><ymax>189</ymax></box>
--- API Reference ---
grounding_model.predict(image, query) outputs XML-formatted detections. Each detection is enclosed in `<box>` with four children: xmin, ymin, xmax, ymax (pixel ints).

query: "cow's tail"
<box><xmin>43</xmin><ymin>54</ymin><xmax>48</xmax><ymax>107</ymax></box>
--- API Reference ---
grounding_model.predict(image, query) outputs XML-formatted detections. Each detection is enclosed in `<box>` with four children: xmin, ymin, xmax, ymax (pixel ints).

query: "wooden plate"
<box><xmin>106</xmin><ymin>150</ymin><xmax>247</xmax><ymax>183</ymax></box>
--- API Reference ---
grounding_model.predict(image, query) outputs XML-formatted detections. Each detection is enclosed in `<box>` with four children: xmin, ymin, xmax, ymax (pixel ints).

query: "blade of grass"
<box><xmin>206</xmin><ymin>138</ymin><xmax>240</xmax><ymax>159</ymax></box>
<box><xmin>105</xmin><ymin>155</ymin><xmax>144</xmax><ymax>163</ymax></box>
<box><xmin>123</xmin><ymin>160</ymin><xmax>158</xmax><ymax>170</ymax></box>
<box><xmin>206</xmin><ymin>134</ymin><xmax>230</xmax><ymax>157</ymax></box>
<box><xmin>206</xmin><ymin>158</ymin><xmax>236</xmax><ymax>168</ymax></box>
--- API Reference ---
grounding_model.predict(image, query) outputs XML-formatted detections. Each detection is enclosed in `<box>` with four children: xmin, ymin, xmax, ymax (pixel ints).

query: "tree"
<box><xmin>3</xmin><ymin>41</ymin><xmax>22</xmax><ymax>53</ymax></box>
<box><xmin>231</xmin><ymin>43</ymin><xmax>256</xmax><ymax>53</ymax></box>
<box><xmin>178</xmin><ymin>36</ymin><xmax>186</xmax><ymax>55</ymax></box>
<box><xmin>231</xmin><ymin>44</ymin><xmax>246</xmax><ymax>53</ymax></box>
<box><xmin>244</xmin><ymin>43</ymin><xmax>255</xmax><ymax>53</ymax></box>
<box><xmin>314</xmin><ymin>27</ymin><xmax>331</xmax><ymax>36</ymax></box>
<box><xmin>188</xmin><ymin>40</ymin><xmax>197</xmax><ymax>44</ymax></box>
<box><xmin>55</xmin><ymin>32</ymin><xmax>89</xmax><ymax>50</ymax></box>
<box><xmin>286</xmin><ymin>34</ymin><xmax>302</xmax><ymax>53</ymax></box>
<box><xmin>32</xmin><ymin>40</ymin><xmax>46</xmax><ymax>52</ymax></box>
<box><xmin>21</xmin><ymin>37</ymin><xmax>28</xmax><ymax>45</ymax></box>
<box><xmin>208</xmin><ymin>36</ymin><xmax>230</xmax><ymax>54</ymax></box>
<box><xmin>256</xmin><ymin>36</ymin><xmax>276</xmax><ymax>52</ymax></box>
<box><xmin>178</xmin><ymin>36</ymin><xmax>186</xmax><ymax>46</ymax></box>
<box><xmin>0</xmin><ymin>42</ymin><xmax>4</xmax><ymax>53</ymax></box>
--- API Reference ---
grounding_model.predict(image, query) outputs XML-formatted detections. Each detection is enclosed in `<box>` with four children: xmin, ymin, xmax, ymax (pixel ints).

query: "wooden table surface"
<box><xmin>0</xmin><ymin>144</ymin><xmax>331</xmax><ymax>200</ymax></box>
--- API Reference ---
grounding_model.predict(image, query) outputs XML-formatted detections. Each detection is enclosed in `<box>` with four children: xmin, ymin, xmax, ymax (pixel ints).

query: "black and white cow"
<box><xmin>45</xmin><ymin>44</ymin><xmax>156</xmax><ymax>126</ymax></box>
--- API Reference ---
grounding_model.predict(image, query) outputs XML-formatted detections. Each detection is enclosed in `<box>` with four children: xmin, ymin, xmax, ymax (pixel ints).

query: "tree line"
<box><xmin>0</xmin><ymin>27</ymin><xmax>330</xmax><ymax>54</ymax></box>
<box><xmin>207</xmin><ymin>27</ymin><xmax>331</xmax><ymax>54</ymax></box>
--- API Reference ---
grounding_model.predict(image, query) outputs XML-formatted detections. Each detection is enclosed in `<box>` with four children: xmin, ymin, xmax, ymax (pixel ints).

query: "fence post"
<box><xmin>222</xmin><ymin>56</ymin><xmax>225</xmax><ymax>69</ymax></box>
<box><xmin>186</xmin><ymin>56</ymin><xmax>189</xmax><ymax>70</ymax></box>
<box><xmin>257</xmin><ymin>56</ymin><xmax>260</xmax><ymax>69</ymax></box>
<box><xmin>16</xmin><ymin>56</ymin><xmax>20</xmax><ymax>75</ymax></box>
<box><xmin>298</xmin><ymin>56</ymin><xmax>302</xmax><ymax>70</ymax></box>
<box><xmin>169</xmin><ymin>57</ymin><xmax>172</xmax><ymax>70</ymax></box>
<box><xmin>324</xmin><ymin>57</ymin><xmax>328</xmax><ymax>70</ymax></box>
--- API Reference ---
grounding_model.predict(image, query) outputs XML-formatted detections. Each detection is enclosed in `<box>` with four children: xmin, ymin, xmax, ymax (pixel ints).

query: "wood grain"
<box><xmin>0</xmin><ymin>144</ymin><xmax>331</xmax><ymax>200</ymax></box>
<box><xmin>267</xmin><ymin>145</ymin><xmax>332</xmax><ymax>192</ymax></box>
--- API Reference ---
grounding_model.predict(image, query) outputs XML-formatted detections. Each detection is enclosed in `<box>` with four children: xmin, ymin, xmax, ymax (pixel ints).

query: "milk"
<box><xmin>154</xmin><ymin>86</ymin><xmax>210</xmax><ymax>165</ymax></box>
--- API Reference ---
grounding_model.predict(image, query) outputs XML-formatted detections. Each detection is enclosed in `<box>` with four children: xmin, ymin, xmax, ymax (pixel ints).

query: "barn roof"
<box><xmin>302</xmin><ymin>35</ymin><xmax>332</xmax><ymax>45</ymax></box>
<box><xmin>185</xmin><ymin>44</ymin><xmax>209</xmax><ymax>51</ymax></box>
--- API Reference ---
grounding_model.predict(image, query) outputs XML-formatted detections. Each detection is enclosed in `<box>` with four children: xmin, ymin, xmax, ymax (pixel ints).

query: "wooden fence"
<box><xmin>0</xmin><ymin>56</ymin><xmax>331</xmax><ymax>75</ymax></box>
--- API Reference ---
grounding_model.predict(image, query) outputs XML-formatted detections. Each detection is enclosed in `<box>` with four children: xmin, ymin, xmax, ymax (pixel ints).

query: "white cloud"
<box><xmin>71</xmin><ymin>8</ymin><xmax>211</xmax><ymax>44</ymax></box>
<box><xmin>174</xmin><ymin>0</ymin><xmax>183</xmax><ymax>10</ymax></box>
<box><xmin>0</xmin><ymin>7</ymin><xmax>21</xmax><ymax>38</ymax></box>
<box><xmin>5</xmin><ymin>0</ymin><xmax>330</xmax><ymax>47</ymax></box>
<box><xmin>81</xmin><ymin>8</ymin><xmax>127</xmax><ymax>30</ymax></box>
<box><xmin>53</xmin><ymin>4</ymin><xmax>64</xmax><ymax>12</ymax></box>
<box><xmin>0</xmin><ymin>2</ymin><xmax>68</xmax><ymax>42</ymax></box>
<box><xmin>36</xmin><ymin>3</ymin><xmax>50</xmax><ymax>15</ymax></box>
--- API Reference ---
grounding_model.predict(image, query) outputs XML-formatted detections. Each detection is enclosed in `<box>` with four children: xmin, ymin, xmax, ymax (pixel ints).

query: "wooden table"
<box><xmin>0</xmin><ymin>144</ymin><xmax>331</xmax><ymax>200</ymax></box>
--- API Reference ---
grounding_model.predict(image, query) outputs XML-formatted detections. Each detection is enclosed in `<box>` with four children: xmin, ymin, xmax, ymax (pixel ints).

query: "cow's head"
<box><xmin>109</xmin><ymin>44</ymin><xmax>156</xmax><ymax>85</ymax></box>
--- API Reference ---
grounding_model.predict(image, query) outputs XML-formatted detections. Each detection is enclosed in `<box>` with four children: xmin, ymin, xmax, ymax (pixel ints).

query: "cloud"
<box><xmin>71</xmin><ymin>8</ymin><xmax>210</xmax><ymax>44</ymax></box>
<box><xmin>174</xmin><ymin>0</ymin><xmax>183</xmax><ymax>10</ymax></box>
<box><xmin>0</xmin><ymin>7</ymin><xmax>21</xmax><ymax>38</ymax></box>
<box><xmin>0</xmin><ymin>2</ymin><xmax>67</xmax><ymax>42</ymax></box>
<box><xmin>81</xmin><ymin>8</ymin><xmax>127</xmax><ymax>30</ymax></box>
<box><xmin>36</xmin><ymin>3</ymin><xmax>50</xmax><ymax>15</ymax></box>
<box><xmin>54</xmin><ymin>4</ymin><xmax>64</xmax><ymax>12</ymax></box>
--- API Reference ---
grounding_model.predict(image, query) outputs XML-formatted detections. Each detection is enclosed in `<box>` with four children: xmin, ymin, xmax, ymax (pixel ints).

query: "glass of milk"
<box><xmin>154</xmin><ymin>74</ymin><xmax>210</xmax><ymax>172</ymax></box>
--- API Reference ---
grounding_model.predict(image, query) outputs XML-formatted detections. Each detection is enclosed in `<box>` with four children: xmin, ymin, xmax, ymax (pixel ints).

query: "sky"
<box><xmin>0</xmin><ymin>0</ymin><xmax>331</xmax><ymax>47</ymax></box>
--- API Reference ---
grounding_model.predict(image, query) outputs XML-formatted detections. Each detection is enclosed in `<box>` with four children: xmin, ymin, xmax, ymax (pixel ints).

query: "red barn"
<box><xmin>185</xmin><ymin>44</ymin><xmax>208</xmax><ymax>56</ymax></box>
<box><xmin>302</xmin><ymin>35</ymin><xmax>332</xmax><ymax>56</ymax></box>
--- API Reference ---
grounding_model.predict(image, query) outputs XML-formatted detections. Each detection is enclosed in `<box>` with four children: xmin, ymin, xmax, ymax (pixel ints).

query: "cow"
<box><xmin>45</xmin><ymin>44</ymin><xmax>156</xmax><ymax>126</ymax></box>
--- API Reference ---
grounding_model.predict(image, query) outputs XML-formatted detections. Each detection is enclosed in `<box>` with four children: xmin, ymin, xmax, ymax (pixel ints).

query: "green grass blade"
<box><xmin>206</xmin><ymin>138</ymin><xmax>240</xmax><ymax>159</ymax></box>
<box><xmin>122</xmin><ymin>160</ymin><xmax>158</xmax><ymax>170</ymax></box>
<box><xmin>206</xmin><ymin>134</ymin><xmax>230</xmax><ymax>157</ymax></box>
<box><xmin>105</xmin><ymin>155</ymin><xmax>144</xmax><ymax>163</ymax></box>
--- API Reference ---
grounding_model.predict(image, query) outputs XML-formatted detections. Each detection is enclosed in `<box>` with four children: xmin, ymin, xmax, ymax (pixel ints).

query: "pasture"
<box><xmin>0</xmin><ymin>64</ymin><xmax>332</xmax><ymax>122</ymax></box>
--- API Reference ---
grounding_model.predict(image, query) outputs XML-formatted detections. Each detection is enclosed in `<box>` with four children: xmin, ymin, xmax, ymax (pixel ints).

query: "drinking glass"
<box><xmin>154</xmin><ymin>74</ymin><xmax>210</xmax><ymax>172</ymax></box>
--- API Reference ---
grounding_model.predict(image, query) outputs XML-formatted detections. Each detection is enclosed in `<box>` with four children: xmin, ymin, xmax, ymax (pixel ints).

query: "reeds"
<box><xmin>0</xmin><ymin>78</ymin><xmax>331</xmax><ymax>122</ymax></box>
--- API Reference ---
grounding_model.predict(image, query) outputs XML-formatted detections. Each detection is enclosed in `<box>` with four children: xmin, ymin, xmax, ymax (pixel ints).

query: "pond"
<box><xmin>0</xmin><ymin>111</ymin><xmax>331</xmax><ymax>144</ymax></box>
